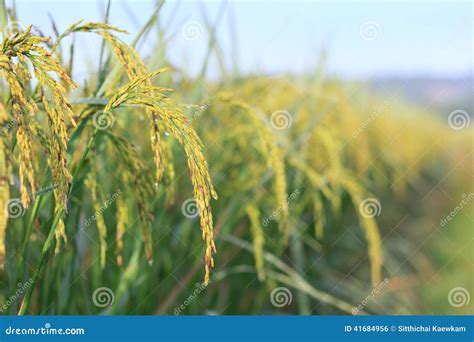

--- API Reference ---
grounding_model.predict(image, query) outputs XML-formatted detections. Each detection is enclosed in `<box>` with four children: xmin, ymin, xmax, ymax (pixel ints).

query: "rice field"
<box><xmin>0</xmin><ymin>1</ymin><xmax>472</xmax><ymax>316</ymax></box>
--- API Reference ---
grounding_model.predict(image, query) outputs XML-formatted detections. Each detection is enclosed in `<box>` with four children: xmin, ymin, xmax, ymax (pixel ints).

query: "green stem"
<box><xmin>18</xmin><ymin>209</ymin><xmax>63</xmax><ymax>315</ymax></box>
<box><xmin>15</xmin><ymin>196</ymin><xmax>43</xmax><ymax>279</ymax></box>
<box><xmin>18</xmin><ymin>128</ymin><xmax>99</xmax><ymax>315</ymax></box>
<box><xmin>70</xmin><ymin>128</ymin><xmax>99</xmax><ymax>190</ymax></box>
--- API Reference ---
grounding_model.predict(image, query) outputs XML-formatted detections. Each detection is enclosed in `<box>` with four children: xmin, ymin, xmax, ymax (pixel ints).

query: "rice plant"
<box><xmin>0</xmin><ymin>1</ymin><xmax>472</xmax><ymax>316</ymax></box>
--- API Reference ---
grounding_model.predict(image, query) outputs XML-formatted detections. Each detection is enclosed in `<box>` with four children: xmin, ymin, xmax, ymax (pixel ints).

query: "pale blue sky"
<box><xmin>7</xmin><ymin>0</ymin><xmax>473</xmax><ymax>79</ymax></box>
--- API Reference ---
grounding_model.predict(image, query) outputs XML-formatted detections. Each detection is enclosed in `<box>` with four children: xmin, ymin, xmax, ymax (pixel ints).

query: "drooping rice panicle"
<box><xmin>288</xmin><ymin>157</ymin><xmax>333</xmax><ymax>239</ymax></box>
<box><xmin>106</xmin><ymin>134</ymin><xmax>155</xmax><ymax>264</ymax></box>
<box><xmin>217</xmin><ymin>94</ymin><xmax>289</xmax><ymax>243</ymax></box>
<box><xmin>0</xmin><ymin>54</ymin><xmax>37</xmax><ymax>206</ymax></box>
<box><xmin>245</xmin><ymin>203</ymin><xmax>265</xmax><ymax>281</ymax></box>
<box><xmin>104</xmin><ymin>71</ymin><xmax>217</xmax><ymax>283</ymax></box>
<box><xmin>162</xmin><ymin>136</ymin><xmax>176</xmax><ymax>206</ymax></box>
<box><xmin>334</xmin><ymin>171</ymin><xmax>382</xmax><ymax>286</ymax></box>
<box><xmin>115</xmin><ymin>195</ymin><xmax>128</xmax><ymax>267</ymax></box>
<box><xmin>0</xmin><ymin>103</ymin><xmax>11</xmax><ymax>262</ymax></box>
<box><xmin>1</xmin><ymin>26</ymin><xmax>77</xmax><ymax>249</ymax></box>
<box><xmin>55</xmin><ymin>22</ymin><xmax>170</xmax><ymax>191</ymax></box>
<box><xmin>313</xmin><ymin>192</ymin><xmax>325</xmax><ymax>240</ymax></box>
<box><xmin>85</xmin><ymin>171</ymin><xmax>107</xmax><ymax>269</ymax></box>
<box><xmin>310</xmin><ymin>127</ymin><xmax>343</xmax><ymax>214</ymax></box>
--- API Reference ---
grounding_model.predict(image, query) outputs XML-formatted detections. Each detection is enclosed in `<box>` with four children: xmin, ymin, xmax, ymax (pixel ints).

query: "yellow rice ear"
<box><xmin>0</xmin><ymin>104</ymin><xmax>9</xmax><ymax>263</ymax></box>
<box><xmin>218</xmin><ymin>95</ymin><xmax>289</xmax><ymax>243</ymax></box>
<box><xmin>115</xmin><ymin>195</ymin><xmax>128</xmax><ymax>267</ymax></box>
<box><xmin>1</xmin><ymin>28</ymin><xmax>77</xmax><ymax>255</ymax></box>
<box><xmin>105</xmin><ymin>71</ymin><xmax>218</xmax><ymax>284</ymax></box>
<box><xmin>246</xmin><ymin>203</ymin><xmax>266</xmax><ymax>281</ymax></box>
<box><xmin>336</xmin><ymin>173</ymin><xmax>383</xmax><ymax>287</ymax></box>
<box><xmin>85</xmin><ymin>171</ymin><xmax>108</xmax><ymax>269</ymax></box>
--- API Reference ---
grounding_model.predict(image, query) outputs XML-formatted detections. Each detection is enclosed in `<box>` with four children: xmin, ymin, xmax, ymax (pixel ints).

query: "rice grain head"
<box><xmin>336</xmin><ymin>172</ymin><xmax>382</xmax><ymax>286</ymax></box>
<box><xmin>85</xmin><ymin>171</ymin><xmax>107</xmax><ymax>269</ymax></box>
<box><xmin>103</xmin><ymin>70</ymin><xmax>217</xmax><ymax>284</ymax></box>
<box><xmin>245</xmin><ymin>203</ymin><xmax>266</xmax><ymax>281</ymax></box>
<box><xmin>1</xmin><ymin>26</ymin><xmax>77</xmax><ymax>250</ymax></box>
<box><xmin>217</xmin><ymin>94</ymin><xmax>289</xmax><ymax>243</ymax></box>
<box><xmin>0</xmin><ymin>103</ymin><xmax>11</xmax><ymax>263</ymax></box>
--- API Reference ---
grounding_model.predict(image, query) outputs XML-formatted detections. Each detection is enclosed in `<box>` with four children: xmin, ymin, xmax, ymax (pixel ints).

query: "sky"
<box><xmin>6</xmin><ymin>0</ymin><xmax>473</xmax><ymax>80</ymax></box>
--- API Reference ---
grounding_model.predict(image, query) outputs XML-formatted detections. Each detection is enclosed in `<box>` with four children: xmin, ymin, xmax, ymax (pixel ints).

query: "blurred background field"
<box><xmin>0</xmin><ymin>0</ymin><xmax>472</xmax><ymax>315</ymax></box>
